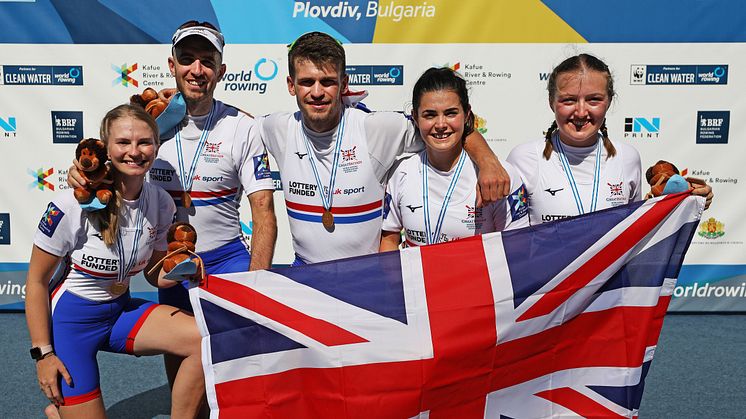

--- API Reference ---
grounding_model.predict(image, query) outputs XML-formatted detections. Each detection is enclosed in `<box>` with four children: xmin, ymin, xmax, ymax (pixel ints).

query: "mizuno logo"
<box><xmin>295</xmin><ymin>152</ymin><xmax>308</xmax><ymax>159</ymax></box>
<box><xmin>545</xmin><ymin>188</ymin><xmax>564</xmax><ymax>196</ymax></box>
<box><xmin>406</xmin><ymin>205</ymin><xmax>423</xmax><ymax>212</ymax></box>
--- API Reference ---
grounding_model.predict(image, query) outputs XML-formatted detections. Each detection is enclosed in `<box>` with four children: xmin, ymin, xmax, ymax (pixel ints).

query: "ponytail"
<box><xmin>599</xmin><ymin>119</ymin><xmax>616</xmax><ymax>158</ymax></box>
<box><xmin>542</xmin><ymin>121</ymin><xmax>558</xmax><ymax>160</ymax></box>
<box><xmin>87</xmin><ymin>189</ymin><xmax>121</xmax><ymax>246</ymax></box>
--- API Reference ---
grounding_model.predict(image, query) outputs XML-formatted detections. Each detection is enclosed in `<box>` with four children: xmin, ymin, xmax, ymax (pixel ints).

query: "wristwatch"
<box><xmin>30</xmin><ymin>344</ymin><xmax>54</xmax><ymax>361</ymax></box>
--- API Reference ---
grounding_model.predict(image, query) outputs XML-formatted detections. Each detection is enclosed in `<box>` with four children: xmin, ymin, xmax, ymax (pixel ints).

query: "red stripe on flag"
<box><xmin>285</xmin><ymin>199</ymin><xmax>381</xmax><ymax>214</ymax></box>
<box><xmin>536</xmin><ymin>387</ymin><xmax>627</xmax><ymax>418</ymax></box>
<box><xmin>418</xmin><ymin>236</ymin><xmax>497</xmax><ymax>418</ymax></box>
<box><xmin>518</xmin><ymin>193</ymin><xmax>689</xmax><ymax>321</ymax></box>
<box><xmin>215</xmin><ymin>361</ymin><xmax>430</xmax><ymax>418</ymax></box>
<box><xmin>647</xmin><ymin>295</ymin><xmax>671</xmax><ymax>348</ymax></box>
<box><xmin>205</xmin><ymin>276</ymin><xmax>369</xmax><ymax>347</ymax></box>
<box><xmin>491</xmin><ymin>298</ymin><xmax>669</xmax><ymax>391</ymax></box>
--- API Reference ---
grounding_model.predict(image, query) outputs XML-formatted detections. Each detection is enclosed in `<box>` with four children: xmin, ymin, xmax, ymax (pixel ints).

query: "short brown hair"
<box><xmin>288</xmin><ymin>31</ymin><xmax>345</xmax><ymax>79</ymax></box>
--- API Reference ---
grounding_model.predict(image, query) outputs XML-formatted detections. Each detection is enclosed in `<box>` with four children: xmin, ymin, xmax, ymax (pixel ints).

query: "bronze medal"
<box><xmin>110</xmin><ymin>281</ymin><xmax>127</xmax><ymax>295</ymax></box>
<box><xmin>322</xmin><ymin>210</ymin><xmax>334</xmax><ymax>230</ymax></box>
<box><xmin>182</xmin><ymin>191</ymin><xmax>192</xmax><ymax>208</ymax></box>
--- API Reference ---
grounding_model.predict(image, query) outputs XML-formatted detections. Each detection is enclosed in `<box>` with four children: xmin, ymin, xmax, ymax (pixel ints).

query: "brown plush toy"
<box><xmin>130</xmin><ymin>87</ymin><xmax>168</xmax><ymax>119</ymax></box>
<box><xmin>644</xmin><ymin>160</ymin><xmax>689</xmax><ymax>198</ymax></box>
<box><xmin>73</xmin><ymin>138</ymin><xmax>113</xmax><ymax>205</ymax></box>
<box><xmin>163</xmin><ymin>222</ymin><xmax>199</xmax><ymax>272</ymax></box>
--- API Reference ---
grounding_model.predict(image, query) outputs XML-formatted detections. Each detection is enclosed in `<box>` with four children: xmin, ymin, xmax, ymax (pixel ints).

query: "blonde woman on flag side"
<box><xmin>380</xmin><ymin>67</ymin><xmax>529</xmax><ymax>251</ymax></box>
<box><xmin>26</xmin><ymin>105</ymin><xmax>204</xmax><ymax>419</ymax></box>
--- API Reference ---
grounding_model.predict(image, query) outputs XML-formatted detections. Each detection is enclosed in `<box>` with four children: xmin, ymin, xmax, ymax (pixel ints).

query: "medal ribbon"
<box><xmin>301</xmin><ymin>109</ymin><xmax>347</xmax><ymax>214</ymax></box>
<box><xmin>115</xmin><ymin>191</ymin><xmax>149</xmax><ymax>285</ymax></box>
<box><xmin>554</xmin><ymin>131</ymin><xmax>602</xmax><ymax>215</ymax></box>
<box><xmin>422</xmin><ymin>150</ymin><xmax>467</xmax><ymax>245</ymax></box>
<box><xmin>175</xmin><ymin>102</ymin><xmax>216</xmax><ymax>200</ymax></box>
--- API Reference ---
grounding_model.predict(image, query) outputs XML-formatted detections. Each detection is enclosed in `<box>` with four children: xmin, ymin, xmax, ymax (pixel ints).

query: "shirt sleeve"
<box><xmin>33</xmin><ymin>192</ymin><xmax>82</xmax><ymax>257</ymax></box>
<box><xmin>506</xmin><ymin>141</ymin><xmax>541</xmax><ymax>198</ymax></box>
<box><xmin>364</xmin><ymin>112</ymin><xmax>423</xmax><ymax>183</ymax></box>
<box><xmin>256</xmin><ymin>112</ymin><xmax>293</xmax><ymax>164</ymax></box>
<box><xmin>381</xmin><ymin>168</ymin><xmax>405</xmax><ymax>233</ymax></box>
<box><xmin>233</xmin><ymin>115</ymin><xmax>275</xmax><ymax>196</ymax></box>
<box><xmin>478</xmin><ymin>162</ymin><xmax>530</xmax><ymax>233</ymax></box>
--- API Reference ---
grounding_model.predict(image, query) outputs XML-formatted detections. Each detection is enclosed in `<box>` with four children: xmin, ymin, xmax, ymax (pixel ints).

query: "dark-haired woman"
<box><xmin>25</xmin><ymin>104</ymin><xmax>204</xmax><ymax>418</ymax></box>
<box><xmin>380</xmin><ymin>68</ymin><xmax>528</xmax><ymax>251</ymax></box>
<box><xmin>507</xmin><ymin>53</ymin><xmax>712</xmax><ymax>225</ymax></box>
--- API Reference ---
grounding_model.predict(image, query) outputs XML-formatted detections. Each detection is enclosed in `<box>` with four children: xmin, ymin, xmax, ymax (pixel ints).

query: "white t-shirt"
<box><xmin>150</xmin><ymin>100</ymin><xmax>274</xmax><ymax>252</ymax></box>
<box><xmin>259</xmin><ymin>109</ymin><xmax>422</xmax><ymax>263</ymax></box>
<box><xmin>382</xmin><ymin>150</ymin><xmax>529</xmax><ymax>246</ymax></box>
<box><xmin>507</xmin><ymin>133</ymin><xmax>642</xmax><ymax>225</ymax></box>
<box><xmin>34</xmin><ymin>183</ymin><xmax>174</xmax><ymax>302</ymax></box>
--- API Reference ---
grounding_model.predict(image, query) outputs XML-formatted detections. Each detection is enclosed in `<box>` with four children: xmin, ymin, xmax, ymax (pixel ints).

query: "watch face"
<box><xmin>30</xmin><ymin>347</ymin><xmax>42</xmax><ymax>360</ymax></box>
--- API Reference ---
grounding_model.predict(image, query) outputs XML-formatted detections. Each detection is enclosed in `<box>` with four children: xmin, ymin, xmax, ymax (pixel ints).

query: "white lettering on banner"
<box><xmin>291</xmin><ymin>0</ymin><xmax>436</xmax><ymax>22</ymax></box>
<box><xmin>293</xmin><ymin>1</ymin><xmax>362</xmax><ymax>21</ymax></box>
<box><xmin>366</xmin><ymin>1</ymin><xmax>436</xmax><ymax>22</ymax></box>
<box><xmin>348</xmin><ymin>73</ymin><xmax>370</xmax><ymax>84</ymax></box>
<box><xmin>0</xmin><ymin>281</ymin><xmax>26</xmax><ymax>299</ymax></box>
<box><xmin>674</xmin><ymin>282</ymin><xmax>746</xmax><ymax>298</ymax></box>
<box><xmin>648</xmin><ymin>73</ymin><xmax>695</xmax><ymax>83</ymax></box>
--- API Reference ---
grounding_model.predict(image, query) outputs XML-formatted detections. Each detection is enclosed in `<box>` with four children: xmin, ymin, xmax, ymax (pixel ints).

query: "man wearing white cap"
<box><xmin>154</xmin><ymin>20</ymin><xmax>276</xmax><ymax>297</ymax></box>
<box><xmin>154</xmin><ymin>20</ymin><xmax>277</xmax><ymax>393</ymax></box>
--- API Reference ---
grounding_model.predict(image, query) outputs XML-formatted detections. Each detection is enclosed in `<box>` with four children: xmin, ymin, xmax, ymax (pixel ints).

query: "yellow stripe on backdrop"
<box><xmin>371</xmin><ymin>0</ymin><xmax>587</xmax><ymax>43</ymax></box>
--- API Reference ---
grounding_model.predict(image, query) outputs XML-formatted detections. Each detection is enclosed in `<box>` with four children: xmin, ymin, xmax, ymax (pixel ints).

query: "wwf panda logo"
<box><xmin>633</xmin><ymin>67</ymin><xmax>644</xmax><ymax>80</ymax></box>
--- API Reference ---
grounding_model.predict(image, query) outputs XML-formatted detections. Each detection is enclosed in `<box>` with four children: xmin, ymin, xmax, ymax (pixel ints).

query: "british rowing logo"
<box><xmin>205</xmin><ymin>141</ymin><xmax>222</xmax><ymax>153</ymax></box>
<box><xmin>342</xmin><ymin>146</ymin><xmax>357</xmax><ymax>162</ymax></box>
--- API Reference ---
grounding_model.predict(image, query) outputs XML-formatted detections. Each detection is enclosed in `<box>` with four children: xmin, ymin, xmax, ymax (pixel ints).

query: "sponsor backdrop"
<box><xmin>0</xmin><ymin>1</ymin><xmax>744</xmax><ymax>311</ymax></box>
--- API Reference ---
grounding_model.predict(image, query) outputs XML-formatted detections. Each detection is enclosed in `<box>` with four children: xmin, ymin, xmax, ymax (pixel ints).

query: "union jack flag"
<box><xmin>191</xmin><ymin>193</ymin><xmax>703</xmax><ymax>418</ymax></box>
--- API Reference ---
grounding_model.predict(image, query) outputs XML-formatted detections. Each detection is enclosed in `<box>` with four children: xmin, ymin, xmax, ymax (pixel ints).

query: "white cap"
<box><xmin>172</xmin><ymin>25</ymin><xmax>225</xmax><ymax>55</ymax></box>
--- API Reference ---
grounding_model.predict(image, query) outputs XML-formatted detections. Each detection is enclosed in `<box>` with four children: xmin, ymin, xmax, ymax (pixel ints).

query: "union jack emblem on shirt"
<box><xmin>341</xmin><ymin>146</ymin><xmax>357</xmax><ymax>162</ymax></box>
<box><xmin>205</xmin><ymin>141</ymin><xmax>222</xmax><ymax>153</ymax></box>
<box><xmin>466</xmin><ymin>204</ymin><xmax>483</xmax><ymax>219</ymax></box>
<box><xmin>608</xmin><ymin>181</ymin><xmax>624</xmax><ymax>196</ymax></box>
<box><xmin>192</xmin><ymin>193</ymin><xmax>702</xmax><ymax>418</ymax></box>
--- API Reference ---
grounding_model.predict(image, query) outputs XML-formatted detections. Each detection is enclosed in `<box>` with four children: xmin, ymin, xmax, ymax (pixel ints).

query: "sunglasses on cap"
<box><xmin>172</xmin><ymin>20</ymin><xmax>225</xmax><ymax>50</ymax></box>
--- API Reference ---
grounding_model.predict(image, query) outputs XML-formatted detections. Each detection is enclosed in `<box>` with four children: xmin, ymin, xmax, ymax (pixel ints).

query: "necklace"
<box><xmin>174</xmin><ymin>102</ymin><xmax>216</xmax><ymax>208</ymax></box>
<box><xmin>300</xmin><ymin>110</ymin><xmax>347</xmax><ymax>231</ymax></box>
<box><xmin>421</xmin><ymin>150</ymin><xmax>467</xmax><ymax>245</ymax></box>
<box><xmin>554</xmin><ymin>132</ymin><xmax>602</xmax><ymax>215</ymax></box>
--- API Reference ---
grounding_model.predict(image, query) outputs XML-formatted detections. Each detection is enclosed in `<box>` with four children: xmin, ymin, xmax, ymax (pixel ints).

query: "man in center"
<box><xmin>258</xmin><ymin>32</ymin><xmax>510</xmax><ymax>265</ymax></box>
